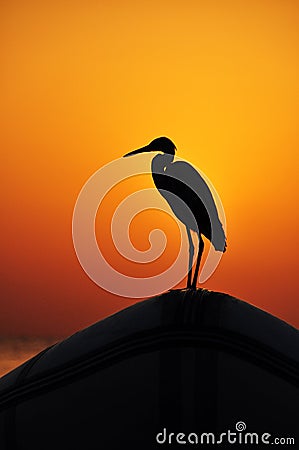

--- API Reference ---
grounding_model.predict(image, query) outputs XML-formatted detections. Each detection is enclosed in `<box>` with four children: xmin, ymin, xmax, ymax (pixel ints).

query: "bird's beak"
<box><xmin>123</xmin><ymin>145</ymin><xmax>152</xmax><ymax>157</ymax></box>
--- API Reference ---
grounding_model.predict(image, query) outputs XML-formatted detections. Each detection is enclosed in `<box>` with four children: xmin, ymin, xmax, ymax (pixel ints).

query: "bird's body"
<box><xmin>124</xmin><ymin>137</ymin><xmax>226</xmax><ymax>288</ymax></box>
<box><xmin>151</xmin><ymin>155</ymin><xmax>226</xmax><ymax>252</ymax></box>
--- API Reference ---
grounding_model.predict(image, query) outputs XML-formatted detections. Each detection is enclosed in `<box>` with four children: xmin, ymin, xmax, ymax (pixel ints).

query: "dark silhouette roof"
<box><xmin>0</xmin><ymin>289</ymin><xmax>298</xmax><ymax>449</ymax></box>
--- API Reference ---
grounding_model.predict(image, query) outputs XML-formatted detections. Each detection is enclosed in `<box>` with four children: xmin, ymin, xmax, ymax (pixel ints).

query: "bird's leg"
<box><xmin>191</xmin><ymin>235</ymin><xmax>204</xmax><ymax>289</ymax></box>
<box><xmin>186</xmin><ymin>226</ymin><xmax>194</xmax><ymax>288</ymax></box>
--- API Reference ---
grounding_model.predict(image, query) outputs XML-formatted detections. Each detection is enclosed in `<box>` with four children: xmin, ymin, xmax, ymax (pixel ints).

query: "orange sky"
<box><xmin>0</xmin><ymin>0</ymin><xmax>298</xmax><ymax>342</ymax></box>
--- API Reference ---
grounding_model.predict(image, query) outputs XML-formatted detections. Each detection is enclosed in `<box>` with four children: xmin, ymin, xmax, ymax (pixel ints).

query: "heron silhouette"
<box><xmin>124</xmin><ymin>137</ymin><xmax>226</xmax><ymax>289</ymax></box>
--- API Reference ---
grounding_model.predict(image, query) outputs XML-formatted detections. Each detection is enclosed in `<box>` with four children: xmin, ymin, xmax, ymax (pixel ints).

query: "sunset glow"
<box><xmin>1</xmin><ymin>0</ymin><xmax>298</xmax><ymax>370</ymax></box>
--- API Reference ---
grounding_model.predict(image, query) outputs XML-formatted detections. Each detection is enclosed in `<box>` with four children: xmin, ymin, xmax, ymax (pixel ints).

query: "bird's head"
<box><xmin>123</xmin><ymin>136</ymin><xmax>176</xmax><ymax>157</ymax></box>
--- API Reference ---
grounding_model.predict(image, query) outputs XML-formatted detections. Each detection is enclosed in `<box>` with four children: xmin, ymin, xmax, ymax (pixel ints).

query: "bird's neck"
<box><xmin>151</xmin><ymin>153</ymin><xmax>174</xmax><ymax>174</ymax></box>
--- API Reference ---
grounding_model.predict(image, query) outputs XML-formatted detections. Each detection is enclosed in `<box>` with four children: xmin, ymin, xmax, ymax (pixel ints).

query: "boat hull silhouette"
<box><xmin>0</xmin><ymin>289</ymin><xmax>298</xmax><ymax>449</ymax></box>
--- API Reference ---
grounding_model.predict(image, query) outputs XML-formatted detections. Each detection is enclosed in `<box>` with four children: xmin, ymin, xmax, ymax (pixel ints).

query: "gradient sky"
<box><xmin>1</xmin><ymin>0</ymin><xmax>298</xmax><ymax>359</ymax></box>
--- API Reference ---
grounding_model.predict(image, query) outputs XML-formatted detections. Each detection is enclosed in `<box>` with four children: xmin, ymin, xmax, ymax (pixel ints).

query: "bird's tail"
<box><xmin>211</xmin><ymin>220</ymin><xmax>227</xmax><ymax>253</ymax></box>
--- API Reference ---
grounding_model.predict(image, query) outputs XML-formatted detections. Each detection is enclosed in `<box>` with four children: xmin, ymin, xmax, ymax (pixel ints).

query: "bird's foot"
<box><xmin>186</xmin><ymin>285</ymin><xmax>197</xmax><ymax>290</ymax></box>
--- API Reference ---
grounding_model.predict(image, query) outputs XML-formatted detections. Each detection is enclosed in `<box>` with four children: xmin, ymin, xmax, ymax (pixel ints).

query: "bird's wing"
<box><xmin>165</xmin><ymin>161</ymin><xmax>226</xmax><ymax>251</ymax></box>
<box><xmin>166</xmin><ymin>161</ymin><xmax>220</xmax><ymax>220</ymax></box>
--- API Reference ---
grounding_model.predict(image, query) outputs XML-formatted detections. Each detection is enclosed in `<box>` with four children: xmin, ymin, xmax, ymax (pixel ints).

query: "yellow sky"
<box><xmin>0</xmin><ymin>0</ymin><xmax>298</xmax><ymax>337</ymax></box>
